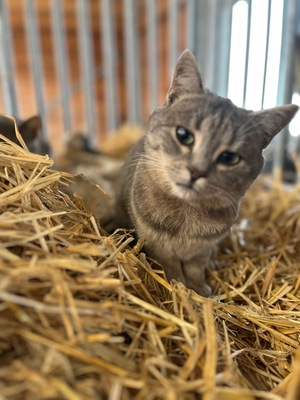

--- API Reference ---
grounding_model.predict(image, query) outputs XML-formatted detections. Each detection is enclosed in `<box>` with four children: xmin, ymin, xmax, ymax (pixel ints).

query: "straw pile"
<box><xmin>101</xmin><ymin>124</ymin><xmax>143</xmax><ymax>159</ymax></box>
<box><xmin>0</xmin><ymin>126</ymin><xmax>299</xmax><ymax>400</ymax></box>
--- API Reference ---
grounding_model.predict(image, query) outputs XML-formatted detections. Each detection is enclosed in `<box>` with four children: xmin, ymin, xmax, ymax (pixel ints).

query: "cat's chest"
<box><xmin>132</xmin><ymin>200</ymin><xmax>229</xmax><ymax>245</ymax></box>
<box><xmin>137</xmin><ymin>220</ymin><xmax>214</xmax><ymax>262</ymax></box>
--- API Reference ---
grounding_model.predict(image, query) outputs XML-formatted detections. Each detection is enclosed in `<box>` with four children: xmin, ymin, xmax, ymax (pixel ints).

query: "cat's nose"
<box><xmin>189</xmin><ymin>167</ymin><xmax>207</xmax><ymax>182</ymax></box>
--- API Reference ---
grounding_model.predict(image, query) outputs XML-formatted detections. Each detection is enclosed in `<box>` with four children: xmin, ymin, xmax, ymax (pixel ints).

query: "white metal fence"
<box><xmin>0</xmin><ymin>0</ymin><xmax>299</xmax><ymax>173</ymax></box>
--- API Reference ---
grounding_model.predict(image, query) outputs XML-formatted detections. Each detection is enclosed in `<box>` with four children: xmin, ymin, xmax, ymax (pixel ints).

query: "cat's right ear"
<box><xmin>250</xmin><ymin>104</ymin><xmax>299</xmax><ymax>148</ymax></box>
<box><xmin>166</xmin><ymin>50</ymin><xmax>205</xmax><ymax>105</ymax></box>
<box><xmin>18</xmin><ymin>116</ymin><xmax>42</xmax><ymax>140</ymax></box>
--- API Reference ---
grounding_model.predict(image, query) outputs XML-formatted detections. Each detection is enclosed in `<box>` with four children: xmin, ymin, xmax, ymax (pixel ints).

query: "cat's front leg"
<box><xmin>144</xmin><ymin>241</ymin><xmax>212</xmax><ymax>296</ymax></box>
<box><xmin>145</xmin><ymin>244</ymin><xmax>188</xmax><ymax>287</ymax></box>
<box><xmin>159</xmin><ymin>257</ymin><xmax>188</xmax><ymax>287</ymax></box>
<box><xmin>182</xmin><ymin>250</ymin><xmax>213</xmax><ymax>296</ymax></box>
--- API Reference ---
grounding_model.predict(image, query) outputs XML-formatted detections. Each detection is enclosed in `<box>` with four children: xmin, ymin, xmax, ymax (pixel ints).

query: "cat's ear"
<box><xmin>250</xmin><ymin>104</ymin><xmax>298</xmax><ymax>148</ymax></box>
<box><xmin>166</xmin><ymin>49</ymin><xmax>205</xmax><ymax>104</ymax></box>
<box><xmin>18</xmin><ymin>116</ymin><xmax>42</xmax><ymax>140</ymax></box>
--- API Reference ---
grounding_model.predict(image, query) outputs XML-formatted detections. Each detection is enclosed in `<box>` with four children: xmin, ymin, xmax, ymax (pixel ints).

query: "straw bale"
<box><xmin>101</xmin><ymin>124</ymin><xmax>144</xmax><ymax>159</ymax></box>
<box><xmin>0</xmin><ymin>125</ymin><xmax>299</xmax><ymax>399</ymax></box>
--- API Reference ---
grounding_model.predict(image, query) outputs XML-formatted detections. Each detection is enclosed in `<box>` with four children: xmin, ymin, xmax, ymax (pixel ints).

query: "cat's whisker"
<box><xmin>140</xmin><ymin>165</ymin><xmax>164</xmax><ymax>172</ymax></box>
<box><xmin>139</xmin><ymin>159</ymin><xmax>162</xmax><ymax>168</ymax></box>
<box><xmin>128</xmin><ymin>156</ymin><xmax>162</xmax><ymax>168</ymax></box>
<box><xmin>138</xmin><ymin>161</ymin><xmax>164</xmax><ymax>171</ymax></box>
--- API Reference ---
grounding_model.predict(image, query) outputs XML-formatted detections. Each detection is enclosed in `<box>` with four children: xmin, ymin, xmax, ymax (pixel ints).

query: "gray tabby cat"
<box><xmin>0</xmin><ymin>115</ymin><xmax>51</xmax><ymax>155</ymax></box>
<box><xmin>116</xmin><ymin>50</ymin><xmax>298</xmax><ymax>296</ymax></box>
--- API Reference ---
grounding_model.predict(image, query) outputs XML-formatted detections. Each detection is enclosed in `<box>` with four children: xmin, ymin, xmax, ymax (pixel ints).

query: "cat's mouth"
<box><xmin>176</xmin><ymin>182</ymin><xmax>195</xmax><ymax>190</ymax></box>
<box><xmin>175</xmin><ymin>181</ymin><xmax>207</xmax><ymax>198</ymax></box>
<box><xmin>176</xmin><ymin>179</ymin><xmax>207</xmax><ymax>191</ymax></box>
<box><xmin>174</xmin><ymin>179</ymin><xmax>214</xmax><ymax>200</ymax></box>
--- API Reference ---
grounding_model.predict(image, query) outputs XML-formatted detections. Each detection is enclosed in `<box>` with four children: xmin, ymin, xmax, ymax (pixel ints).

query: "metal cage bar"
<box><xmin>261</xmin><ymin>0</ymin><xmax>272</xmax><ymax>109</ymax></box>
<box><xmin>100</xmin><ymin>0</ymin><xmax>119</xmax><ymax>132</ymax></box>
<box><xmin>24</xmin><ymin>0</ymin><xmax>48</xmax><ymax>139</ymax></box>
<box><xmin>123</xmin><ymin>0</ymin><xmax>141</xmax><ymax>123</ymax></box>
<box><xmin>0</xmin><ymin>0</ymin><xmax>19</xmax><ymax>117</ymax></box>
<box><xmin>147</xmin><ymin>0</ymin><xmax>158</xmax><ymax>111</ymax></box>
<box><xmin>76</xmin><ymin>0</ymin><xmax>97</xmax><ymax>145</ymax></box>
<box><xmin>242</xmin><ymin>0</ymin><xmax>252</xmax><ymax>107</ymax></box>
<box><xmin>186</xmin><ymin>0</ymin><xmax>197</xmax><ymax>53</ymax></box>
<box><xmin>273</xmin><ymin>0</ymin><xmax>298</xmax><ymax>172</ymax></box>
<box><xmin>213</xmin><ymin>0</ymin><xmax>233</xmax><ymax>97</ymax></box>
<box><xmin>168</xmin><ymin>0</ymin><xmax>178</xmax><ymax>75</ymax></box>
<box><xmin>194</xmin><ymin>0</ymin><xmax>218</xmax><ymax>90</ymax></box>
<box><xmin>51</xmin><ymin>0</ymin><xmax>72</xmax><ymax>137</ymax></box>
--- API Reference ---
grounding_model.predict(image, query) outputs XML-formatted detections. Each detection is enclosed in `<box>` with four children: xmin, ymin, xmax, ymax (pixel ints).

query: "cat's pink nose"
<box><xmin>189</xmin><ymin>167</ymin><xmax>207</xmax><ymax>182</ymax></box>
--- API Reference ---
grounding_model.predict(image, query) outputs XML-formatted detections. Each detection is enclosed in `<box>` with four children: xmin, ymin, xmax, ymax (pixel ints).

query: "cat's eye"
<box><xmin>217</xmin><ymin>151</ymin><xmax>241</xmax><ymax>166</ymax></box>
<box><xmin>176</xmin><ymin>126</ymin><xmax>195</xmax><ymax>146</ymax></box>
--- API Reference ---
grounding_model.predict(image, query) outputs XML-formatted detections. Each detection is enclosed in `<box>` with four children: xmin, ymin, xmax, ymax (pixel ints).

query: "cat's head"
<box><xmin>0</xmin><ymin>115</ymin><xmax>51</xmax><ymax>155</ymax></box>
<box><xmin>144</xmin><ymin>50</ymin><xmax>298</xmax><ymax>206</ymax></box>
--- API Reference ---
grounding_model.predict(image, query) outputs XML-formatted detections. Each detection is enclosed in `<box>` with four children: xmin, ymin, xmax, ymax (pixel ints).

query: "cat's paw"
<box><xmin>190</xmin><ymin>282</ymin><xmax>212</xmax><ymax>297</ymax></box>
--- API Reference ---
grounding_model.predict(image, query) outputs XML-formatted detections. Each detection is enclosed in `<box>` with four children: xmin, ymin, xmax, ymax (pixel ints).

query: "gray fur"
<box><xmin>0</xmin><ymin>115</ymin><xmax>51</xmax><ymax>156</ymax></box>
<box><xmin>116</xmin><ymin>50</ymin><xmax>298</xmax><ymax>296</ymax></box>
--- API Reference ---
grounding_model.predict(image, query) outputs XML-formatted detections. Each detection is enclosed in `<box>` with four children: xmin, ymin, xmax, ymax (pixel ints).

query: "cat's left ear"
<box><xmin>166</xmin><ymin>49</ymin><xmax>205</xmax><ymax>104</ymax></box>
<box><xmin>250</xmin><ymin>104</ymin><xmax>299</xmax><ymax>148</ymax></box>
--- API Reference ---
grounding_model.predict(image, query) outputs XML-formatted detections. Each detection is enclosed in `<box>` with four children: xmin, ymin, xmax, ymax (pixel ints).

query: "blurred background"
<box><xmin>0</xmin><ymin>0</ymin><xmax>299</xmax><ymax>177</ymax></box>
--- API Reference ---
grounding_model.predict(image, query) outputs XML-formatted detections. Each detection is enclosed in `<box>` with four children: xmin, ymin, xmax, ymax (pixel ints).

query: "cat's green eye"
<box><xmin>217</xmin><ymin>152</ymin><xmax>241</xmax><ymax>166</ymax></box>
<box><xmin>176</xmin><ymin>126</ymin><xmax>195</xmax><ymax>146</ymax></box>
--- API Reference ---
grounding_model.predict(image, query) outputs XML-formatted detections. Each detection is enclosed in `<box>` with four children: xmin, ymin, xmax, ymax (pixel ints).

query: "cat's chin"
<box><xmin>172</xmin><ymin>181</ymin><xmax>206</xmax><ymax>202</ymax></box>
<box><xmin>172</xmin><ymin>180</ymin><xmax>235</xmax><ymax>208</ymax></box>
